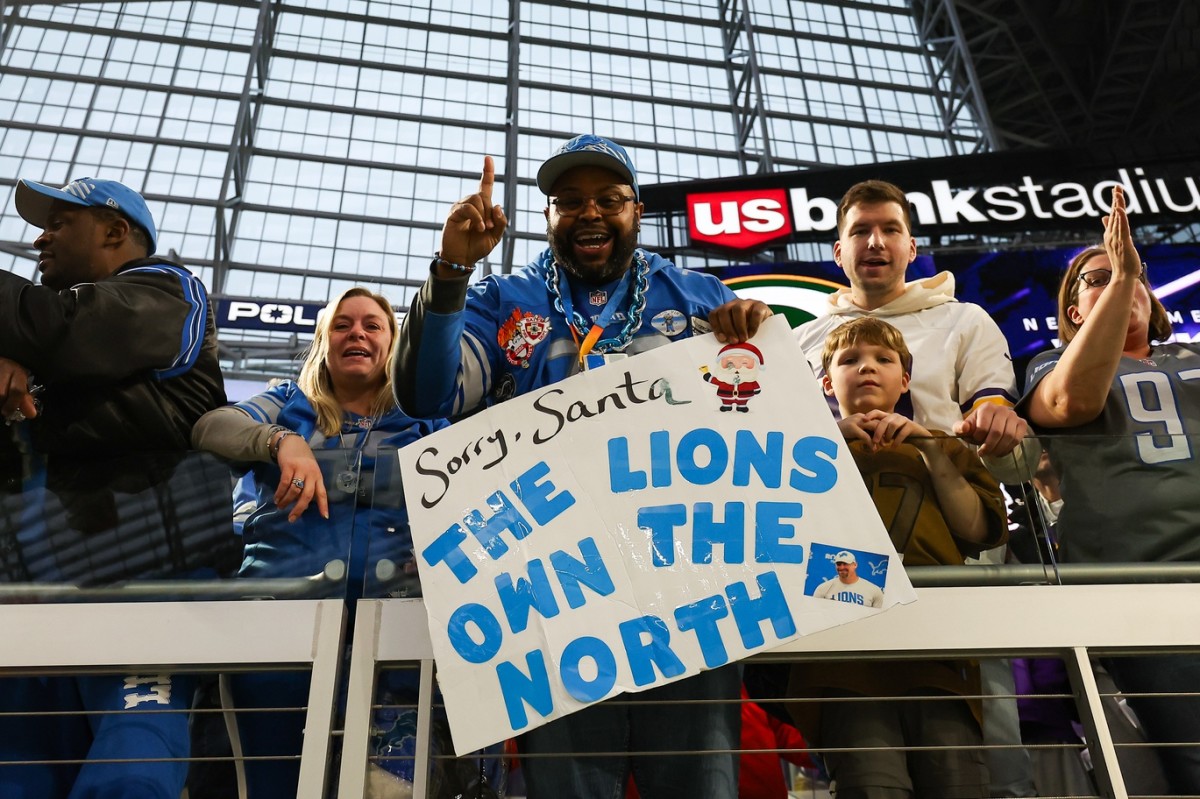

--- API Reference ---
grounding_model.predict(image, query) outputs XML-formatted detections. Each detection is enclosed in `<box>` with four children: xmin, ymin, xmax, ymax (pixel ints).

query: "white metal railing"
<box><xmin>340</xmin><ymin>583</ymin><xmax>1200</xmax><ymax>799</ymax></box>
<box><xmin>4</xmin><ymin>434</ymin><xmax>1199</xmax><ymax>798</ymax></box>
<box><xmin>0</xmin><ymin>599</ymin><xmax>346</xmax><ymax>799</ymax></box>
<box><xmin>2</xmin><ymin>584</ymin><xmax>1198</xmax><ymax>798</ymax></box>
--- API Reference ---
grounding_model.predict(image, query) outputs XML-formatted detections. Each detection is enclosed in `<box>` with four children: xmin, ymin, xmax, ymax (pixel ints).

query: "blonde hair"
<box><xmin>297</xmin><ymin>287</ymin><xmax>398</xmax><ymax>437</ymax></box>
<box><xmin>821</xmin><ymin>317</ymin><xmax>913</xmax><ymax>374</ymax></box>
<box><xmin>1056</xmin><ymin>245</ymin><xmax>1172</xmax><ymax>345</ymax></box>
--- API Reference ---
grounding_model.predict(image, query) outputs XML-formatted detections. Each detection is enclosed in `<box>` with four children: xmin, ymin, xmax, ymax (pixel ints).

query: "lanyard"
<box><xmin>556</xmin><ymin>268</ymin><xmax>633</xmax><ymax>364</ymax></box>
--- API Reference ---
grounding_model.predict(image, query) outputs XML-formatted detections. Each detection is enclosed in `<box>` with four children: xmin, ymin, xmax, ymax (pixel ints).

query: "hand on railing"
<box><xmin>273</xmin><ymin>434</ymin><xmax>330</xmax><ymax>522</ymax></box>
<box><xmin>952</xmin><ymin>403</ymin><xmax>1028</xmax><ymax>458</ymax></box>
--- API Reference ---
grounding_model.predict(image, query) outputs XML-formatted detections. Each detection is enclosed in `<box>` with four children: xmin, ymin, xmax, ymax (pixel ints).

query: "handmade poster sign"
<box><xmin>399</xmin><ymin>316</ymin><xmax>915</xmax><ymax>753</ymax></box>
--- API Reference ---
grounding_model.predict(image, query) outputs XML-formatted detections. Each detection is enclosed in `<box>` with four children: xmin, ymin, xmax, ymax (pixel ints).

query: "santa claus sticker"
<box><xmin>700</xmin><ymin>342</ymin><xmax>765</xmax><ymax>412</ymax></box>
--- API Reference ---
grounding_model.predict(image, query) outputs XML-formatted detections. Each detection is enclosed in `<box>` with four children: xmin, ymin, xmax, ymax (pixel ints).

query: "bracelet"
<box><xmin>269</xmin><ymin>429</ymin><xmax>298</xmax><ymax>462</ymax></box>
<box><xmin>431</xmin><ymin>253</ymin><xmax>475</xmax><ymax>275</ymax></box>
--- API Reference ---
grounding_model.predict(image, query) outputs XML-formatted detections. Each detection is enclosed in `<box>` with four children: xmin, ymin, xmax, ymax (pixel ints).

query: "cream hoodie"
<box><xmin>795</xmin><ymin>271</ymin><xmax>1017</xmax><ymax>435</ymax></box>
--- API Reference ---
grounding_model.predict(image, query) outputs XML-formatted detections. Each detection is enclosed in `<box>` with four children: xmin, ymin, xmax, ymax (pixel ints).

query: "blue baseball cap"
<box><xmin>16</xmin><ymin>177</ymin><xmax>157</xmax><ymax>254</ymax></box>
<box><xmin>536</xmin><ymin>134</ymin><xmax>640</xmax><ymax>201</ymax></box>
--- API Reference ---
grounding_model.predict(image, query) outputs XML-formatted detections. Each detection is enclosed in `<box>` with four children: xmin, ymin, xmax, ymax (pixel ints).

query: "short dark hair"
<box><xmin>837</xmin><ymin>180</ymin><xmax>912</xmax><ymax>236</ymax></box>
<box><xmin>1056</xmin><ymin>245</ymin><xmax>1172</xmax><ymax>345</ymax></box>
<box><xmin>821</xmin><ymin>317</ymin><xmax>913</xmax><ymax>375</ymax></box>
<box><xmin>89</xmin><ymin>205</ymin><xmax>151</xmax><ymax>255</ymax></box>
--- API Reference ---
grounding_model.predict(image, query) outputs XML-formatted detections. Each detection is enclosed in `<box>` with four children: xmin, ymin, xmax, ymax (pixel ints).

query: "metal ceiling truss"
<box><xmin>912</xmin><ymin>0</ymin><xmax>997</xmax><ymax>152</ymax></box>
<box><xmin>3</xmin><ymin>0</ymin><xmax>1068</xmax><ymax>377</ymax></box>
<box><xmin>718</xmin><ymin>0</ymin><xmax>774</xmax><ymax>176</ymax></box>
<box><xmin>213</xmin><ymin>0</ymin><xmax>281</xmax><ymax>295</ymax></box>
<box><xmin>910</xmin><ymin>0</ymin><xmax>1199</xmax><ymax>149</ymax></box>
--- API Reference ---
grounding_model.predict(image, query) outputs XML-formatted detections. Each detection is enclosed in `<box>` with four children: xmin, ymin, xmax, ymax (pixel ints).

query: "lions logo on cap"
<box><xmin>566</xmin><ymin>138</ymin><xmax>631</xmax><ymax>170</ymax></box>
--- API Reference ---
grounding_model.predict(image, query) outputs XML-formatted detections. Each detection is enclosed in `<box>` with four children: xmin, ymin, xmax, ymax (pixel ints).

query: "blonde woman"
<box><xmin>192</xmin><ymin>286</ymin><xmax>445</xmax><ymax>798</ymax></box>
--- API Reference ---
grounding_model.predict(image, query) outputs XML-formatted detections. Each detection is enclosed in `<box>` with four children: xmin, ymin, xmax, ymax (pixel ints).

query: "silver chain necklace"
<box><xmin>335</xmin><ymin>414</ymin><xmax>375</xmax><ymax>494</ymax></box>
<box><xmin>544</xmin><ymin>249</ymin><xmax>650</xmax><ymax>353</ymax></box>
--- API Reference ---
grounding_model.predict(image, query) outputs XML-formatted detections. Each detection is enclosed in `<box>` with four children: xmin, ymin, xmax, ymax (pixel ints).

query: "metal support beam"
<box><xmin>718</xmin><ymin>0</ymin><xmax>773</xmax><ymax>175</ymax></box>
<box><xmin>912</xmin><ymin>0</ymin><xmax>998</xmax><ymax>153</ymax></box>
<box><xmin>0</xmin><ymin>1</ymin><xmax>14</xmax><ymax>63</ymax></box>
<box><xmin>499</xmin><ymin>0</ymin><xmax>522</xmax><ymax>276</ymax></box>
<box><xmin>1064</xmin><ymin>647</ymin><xmax>1128</xmax><ymax>799</ymax></box>
<box><xmin>214</xmin><ymin>0</ymin><xmax>280</xmax><ymax>295</ymax></box>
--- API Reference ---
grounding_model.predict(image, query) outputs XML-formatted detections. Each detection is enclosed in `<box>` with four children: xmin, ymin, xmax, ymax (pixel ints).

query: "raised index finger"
<box><xmin>478</xmin><ymin>156</ymin><xmax>495</xmax><ymax>202</ymax></box>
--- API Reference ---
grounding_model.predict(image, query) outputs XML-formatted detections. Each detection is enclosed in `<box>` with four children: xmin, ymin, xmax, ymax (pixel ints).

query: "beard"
<box><xmin>547</xmin><ymin>221</ymin><xmax>639</xmax><ymax>285</ymax></box>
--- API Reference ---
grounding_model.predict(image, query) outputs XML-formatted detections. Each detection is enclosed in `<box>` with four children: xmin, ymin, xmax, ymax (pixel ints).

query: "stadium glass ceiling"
<box><xmin>5</xmin><ymin>0</ymin><xmax>1188</xmax><ymax>378</ymax></box>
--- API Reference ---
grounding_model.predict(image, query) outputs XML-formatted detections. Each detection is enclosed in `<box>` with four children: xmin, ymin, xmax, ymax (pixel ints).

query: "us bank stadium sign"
<box><xmin>639</xmin><ymin>142</ymin><xmax>1200</xmax><ymax>253</ymax></box>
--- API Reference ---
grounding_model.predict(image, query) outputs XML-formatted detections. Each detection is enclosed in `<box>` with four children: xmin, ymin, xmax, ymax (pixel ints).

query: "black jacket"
<box><xmin>0</xmin><ymin>257</ymin><xmax>227</xmax><ymax>456</ymax></box>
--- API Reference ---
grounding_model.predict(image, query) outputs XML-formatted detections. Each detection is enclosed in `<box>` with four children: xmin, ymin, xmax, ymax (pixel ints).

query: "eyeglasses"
<box><xmin>550</xmin><ymin>193</ymin><xmax>635</xmax><ymax>216</ymax></box>
<box><xmin>1077</xmin><ymin>262</ymin><xmax>1147</xmax><ymax>289</ymax></box>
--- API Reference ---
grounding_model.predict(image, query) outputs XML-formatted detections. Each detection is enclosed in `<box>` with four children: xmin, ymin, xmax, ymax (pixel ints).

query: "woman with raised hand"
<box><xmin>1019</xmin><ymin>186</ymin><xmax>1200</xmax><ymax>794</ymax></box>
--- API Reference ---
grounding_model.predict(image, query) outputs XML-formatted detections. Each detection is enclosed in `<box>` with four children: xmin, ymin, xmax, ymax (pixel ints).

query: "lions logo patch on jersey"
<box><xmin>498</xmin><ymin>309</ymin><xmax>550</xmax><ymax>369</ymax></box>
<box><xmin>651</xmin><ymin>309</ymin><xmax>687</xmax><ymax>336</ymax></box>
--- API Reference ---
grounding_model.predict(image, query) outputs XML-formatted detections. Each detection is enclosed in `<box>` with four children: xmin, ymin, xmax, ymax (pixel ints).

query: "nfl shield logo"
<box><xmin>588</xmin><ymin>289</ymin><xmax>608</xmax><ymax>306</ymax></box>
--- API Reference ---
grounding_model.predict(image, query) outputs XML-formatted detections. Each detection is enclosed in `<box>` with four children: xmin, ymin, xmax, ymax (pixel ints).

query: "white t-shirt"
<box><xmin>814</xmin><ymin>576</ymin><xmax>884</xmax><ymax>608</ymax></box>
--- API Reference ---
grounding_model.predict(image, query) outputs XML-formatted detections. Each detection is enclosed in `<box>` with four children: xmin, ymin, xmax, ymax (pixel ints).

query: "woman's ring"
<box><xmin>291</xmin><ymin>478</ymin><xmax>305</xmax><ymax>490</ymax></box>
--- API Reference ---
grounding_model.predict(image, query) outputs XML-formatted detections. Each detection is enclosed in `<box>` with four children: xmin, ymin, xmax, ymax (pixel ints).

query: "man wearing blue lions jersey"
<box><xmin>394</xmin><ymin>135</ymin><xmax>773</xmax><ymax>798</ymax></box>
<box><xmin>813</xmin><ymin>550</ymin><xmax>884</xmax><ymax>608</ymax></box>
<box><xmin>394</xmin><ymin>135</ymin><xmax>772</xmax><ymax>420</ymax></box>
<box><xmin>0</xmin><ymin>177</ymin><xmax>226</xmax><ymax>798</ymax></box>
